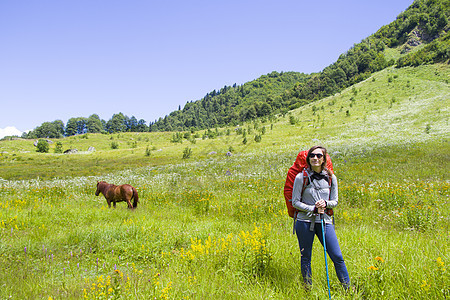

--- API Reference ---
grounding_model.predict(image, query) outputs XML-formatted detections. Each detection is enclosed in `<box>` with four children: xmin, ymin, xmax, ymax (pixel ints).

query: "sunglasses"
<box><xmin>309</xmin><ymin>153</ymin><xmax>324</xmax><ymax>159</ymax></box>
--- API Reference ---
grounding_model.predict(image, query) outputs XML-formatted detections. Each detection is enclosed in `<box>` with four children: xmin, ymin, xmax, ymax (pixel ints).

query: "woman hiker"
<box><xmin>291</xmin><ymin>145</ymin><xmax>350</xmax><ymax>289</ymax></box>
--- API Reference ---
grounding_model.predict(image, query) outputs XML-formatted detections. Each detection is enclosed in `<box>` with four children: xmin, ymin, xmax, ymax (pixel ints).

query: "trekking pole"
<box><xmin>320</xmin><ymin>212</ymin><xmax>332</xmax><ymax>300</ymax></box>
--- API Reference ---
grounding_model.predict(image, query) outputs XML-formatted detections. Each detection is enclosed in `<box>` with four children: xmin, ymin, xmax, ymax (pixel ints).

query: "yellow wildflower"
<box><xmin>368</xmin><ymin>266</ymin><xmax>378</xmax><ymax>271</ymax></box>
<box><xmin>374</xmin><ymin>256</ymin><xmax>384</xmax><ymax>263</ymax></box>
<box><xmin>420</xmin><ymin>280</ymin><xmax>431</xmax><ymax>291</ymax></box>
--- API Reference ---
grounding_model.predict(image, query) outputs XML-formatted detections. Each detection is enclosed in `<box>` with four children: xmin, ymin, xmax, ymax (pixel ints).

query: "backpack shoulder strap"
<box><xmin>292</xmin><ymin>169</ymin><xmax>309</xmax><ymax>234</ymax></box>
<box><xmin>325</xmin><ymin>173</ymin><xmax>335</xmax><ymax>223</ymax></box>
<box><xmin>301</xmin><ymin>168</ymin><xmax>309</xmax><ymax>196</ymax></box>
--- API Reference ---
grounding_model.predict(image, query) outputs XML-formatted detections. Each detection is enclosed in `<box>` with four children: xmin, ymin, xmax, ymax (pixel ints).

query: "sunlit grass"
<box><xmin>0</xmin><ymin>63</ymin><xmax>449</xmax><ymax>299</ymax></box>
<box><xmin>1</xmin><ymin>137</ymin><xmax>448</xmax><ymax>299</ymax></box>
<box><xmin>1</xmin><ymin>64</ymin><xmax>448</xmax><ymax>181</ymax></box>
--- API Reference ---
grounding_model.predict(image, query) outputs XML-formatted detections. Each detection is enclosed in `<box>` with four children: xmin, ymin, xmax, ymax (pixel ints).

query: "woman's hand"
<box><xmin>315</xmin><ymin>200</ymin><xmax>327</xmax><ymax>214</ymax></box>
<box><xmin>315</xmin><ymin>199</ymin><xmax>327</xmax><ymax>209</ymax></box>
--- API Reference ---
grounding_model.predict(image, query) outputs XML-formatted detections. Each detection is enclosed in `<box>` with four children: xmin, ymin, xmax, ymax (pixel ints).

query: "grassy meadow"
<box><xmin>0</xmin><ymin>64</ymin><xmax>449</xmax><ymax>299</ymax></box>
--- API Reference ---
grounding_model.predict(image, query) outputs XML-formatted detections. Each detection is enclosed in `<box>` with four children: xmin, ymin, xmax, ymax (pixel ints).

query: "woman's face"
<box><xmin>309</xmin><ymin>148</ymin><xmax>324</xmax><ymax>169</ymax></box>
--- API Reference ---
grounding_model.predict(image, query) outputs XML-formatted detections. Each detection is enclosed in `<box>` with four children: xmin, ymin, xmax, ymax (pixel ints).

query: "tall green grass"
<box><xmin>0</xmin><ymin>139</ymin><xmax>448</xmax><ymax>299</ymax></box>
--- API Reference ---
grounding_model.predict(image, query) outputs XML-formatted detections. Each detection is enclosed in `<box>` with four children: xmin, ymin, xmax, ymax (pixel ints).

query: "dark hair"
<box><xmin>306</xmin><ymin>145</ymin><xmax>333</xmax><ymax>176</ymax></box>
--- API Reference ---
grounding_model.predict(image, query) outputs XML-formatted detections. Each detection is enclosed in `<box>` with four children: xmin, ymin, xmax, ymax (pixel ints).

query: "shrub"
<box><xmin>171</xmin><ymin>133</ymin><xmax>183</xmax><ymax>143</ymax></box>
<box><xmin>111</xmin><ymin>141</ymin><xmax>119</xmax><ymax>149</ymax></box>
<box><xmin>36</xmin><ymin>139</ymin><xmax>49</xmax><ymax>153</ymax></box>
<box><xmin>182</xmin><ymin>147</ymin><xmax>192</xmax><ymax>159</ymax></box>
<box><xmin>289</xmin><ymin>115</ymin><xmax>297</xmax><ymax>125</ymax></box>
<box><xmin>54</xmin><ymin>142</ymin><xmax>63</xmax><ymax>153</ymax></box>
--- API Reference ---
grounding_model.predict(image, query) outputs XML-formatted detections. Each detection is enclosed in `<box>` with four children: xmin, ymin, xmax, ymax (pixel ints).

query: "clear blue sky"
<box><xmin>0</xmin><ymin>0</ymin><xmax>414</xmax><ymax>135</ymax></box>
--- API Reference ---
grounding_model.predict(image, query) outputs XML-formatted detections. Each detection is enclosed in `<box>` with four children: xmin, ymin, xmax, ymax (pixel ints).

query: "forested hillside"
<box><xmin>149</xmin><ymin>0</ymin><xmax>449</xmax><ymax>131</ymax></box>
<box><xmin>16</xmin><ymin>0</ymin><xmax>449</xmax><ymax>139</ymax></box>
<box><xmin>149</xmin><ymin>71</ymin><xmax>309</xmax><ymax>131</ymax></box>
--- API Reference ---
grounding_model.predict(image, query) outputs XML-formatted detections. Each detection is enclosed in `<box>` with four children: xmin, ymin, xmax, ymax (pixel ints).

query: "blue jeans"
<box><xmin>295</xmin><ymin>220</ymin><xmax>350</xmax><ymax>288</ymax></box>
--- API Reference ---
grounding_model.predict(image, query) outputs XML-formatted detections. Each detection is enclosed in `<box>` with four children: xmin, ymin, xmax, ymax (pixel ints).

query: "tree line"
<box><xmin>22</xmin><ymin>0</ymin><xmax>449</xmax><ymax>139</ymax></box>
<box><xmin>23</xmin><ymin>71</ymin><xmax>308</xmax><ymax>139</ymax></box>
<box><xmin>23</xmin><ymin>113</ymin><xmax>149</xmax><ymax>139</ymax></box>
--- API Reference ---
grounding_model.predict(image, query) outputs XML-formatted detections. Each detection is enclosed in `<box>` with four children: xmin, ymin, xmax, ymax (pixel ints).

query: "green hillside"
<box><xmin>1</xmin><ymin>63</ymin><xmax>448</xmax><ymax>180</ymax></box>
<box><xmin>18</xmin><ymin>0</ymin><xmax>449</xmax><ymax>138</ymax></box>
<box><xmin>0</xmin><ymin>64</ymin><xmax>448</xmax><ymax>299</ymax></box>
<box><xmin>147</xmin><ymin>0</ymin><xmax>449</xmax><ymax>132</ymax></box>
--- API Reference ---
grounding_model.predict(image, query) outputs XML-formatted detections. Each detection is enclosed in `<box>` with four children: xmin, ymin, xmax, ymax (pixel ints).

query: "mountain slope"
<box><xmin>149</xmin><ymin>0</ymin><xmax>449</xmax><ymax>132</ymax></box>
<box><xmin>20</xmin><ymin>0</ymin><xmax>449</xmax><ymax>138</ymax></box>
<box><xmin>0</xmin><ymin>63</ymin><xmax>448</xmax><ymax>180</ymax></box>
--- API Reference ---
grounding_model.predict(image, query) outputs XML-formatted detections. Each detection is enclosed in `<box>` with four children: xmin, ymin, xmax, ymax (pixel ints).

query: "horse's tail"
<box><xmin>132</xmin><ymin>187</ymin><xmax>139</xmax><ymax>208</ymax></box>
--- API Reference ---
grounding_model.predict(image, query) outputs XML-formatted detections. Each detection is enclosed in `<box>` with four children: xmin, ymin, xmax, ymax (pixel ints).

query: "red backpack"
<box><xmin>283</xmin><ymin>150</ymin><xmax>334</xmax><ymax>218</ymax></box>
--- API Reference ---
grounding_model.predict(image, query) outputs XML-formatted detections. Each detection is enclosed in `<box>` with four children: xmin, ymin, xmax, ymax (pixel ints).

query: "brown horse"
<box><xmin>95</xmin><ymin>181</ymin><xmax>139</xmax><ymax>209</ymax></box>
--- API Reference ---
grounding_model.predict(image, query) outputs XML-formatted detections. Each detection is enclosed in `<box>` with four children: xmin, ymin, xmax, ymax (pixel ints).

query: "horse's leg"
<box><xmin>113</xmin><ymin>201</ymin><xmax>116</xmax><ymax>208</ymax></box>
<box><xmin>124</xmin><ymin>188</ymin><xmax>133</xmax><ymax>209</ymax></box>
<box><xmin>126</xmin><ymin>197</ymin><xmax>133</xmax><ymax>209</ymax></box>
<box><xmin>107</xmin><ymin>199</ymin><xmax>111</xmax><ymax>208</ymax></box>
